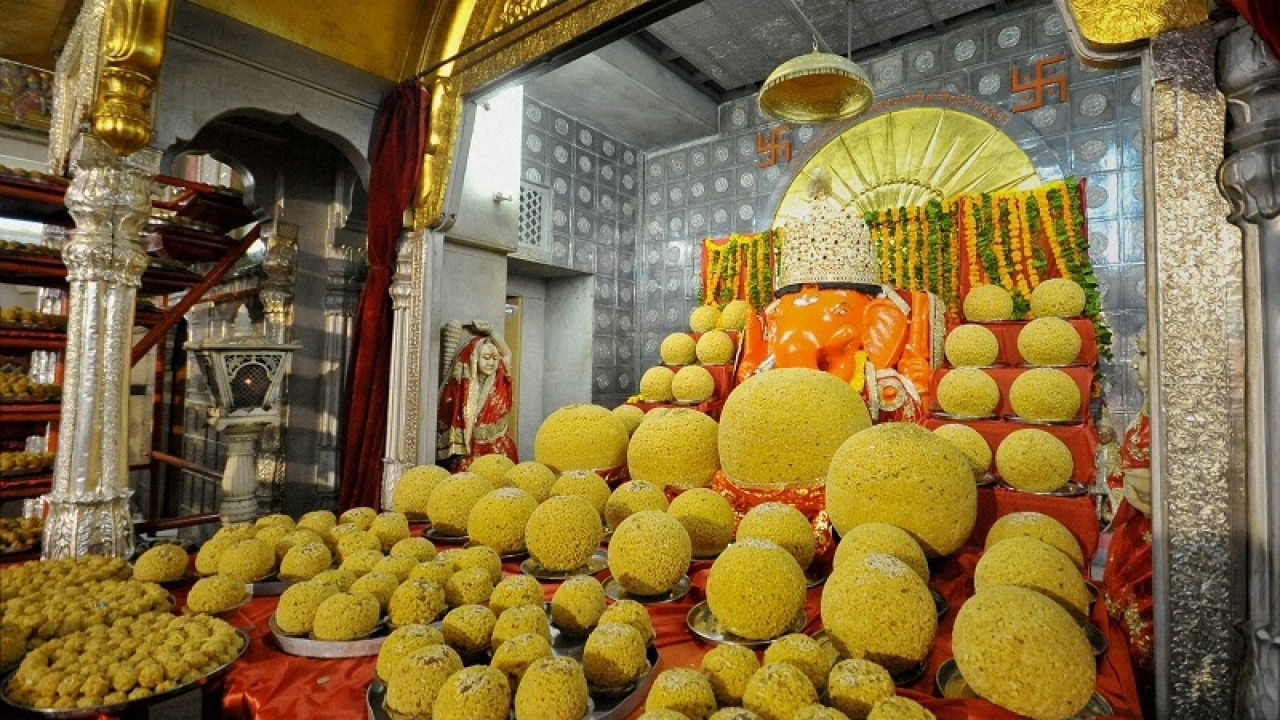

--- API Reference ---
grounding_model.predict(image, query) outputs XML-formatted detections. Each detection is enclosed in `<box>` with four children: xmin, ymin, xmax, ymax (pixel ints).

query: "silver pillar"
<box><xmin>261</xmin><ymin>222</ymin><xmax>298</xmax><ymax>344</ymax></box>
<box><xmin>381</xmin><ymin>229</ymin><xmax>422</xmax><ymax>509</ymax></box>
<box><xmin>1145</xmin><ymin>25</ymin><xmax>1249</xmax><ymax>718</ymax></box>
<box><xmin>1217</xmin><ymin>24</ymin><xmax>1280</xmax><ymax>720</ymax></box>
<box><xmin>42</xmin><ymin>134</ymin><xmax>158</xmax><ymax>559</ymax></box>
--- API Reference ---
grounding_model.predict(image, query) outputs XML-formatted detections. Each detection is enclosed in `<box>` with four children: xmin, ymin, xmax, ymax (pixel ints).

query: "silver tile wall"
<box><xmin>520</xmin><ymin>98</ymin><xmax>643</xmax><ymax>408</ymax></box>
<box><xmin>637</xmin><ymin>1</ymin><xmax>1149</xmax><ymax>428</ymax></box>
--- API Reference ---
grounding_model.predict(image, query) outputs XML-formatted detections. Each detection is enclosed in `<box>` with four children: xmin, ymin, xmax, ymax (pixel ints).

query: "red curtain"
<box><xmin>338</xmin><ymin>80</ymin><xmax>429</xmax><ymax>511</ymax></box>
<box><xmin>1224</xmin><ymin>0</ymin><xmax>1280</xmax><ymax>61</ymax></box>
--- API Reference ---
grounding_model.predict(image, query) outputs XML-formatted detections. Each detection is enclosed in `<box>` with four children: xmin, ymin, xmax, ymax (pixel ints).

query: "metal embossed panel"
<box><xmin>643</xmin><ymin>0</ymin><xmax>1034</xmax><ymax>101</ymax></box>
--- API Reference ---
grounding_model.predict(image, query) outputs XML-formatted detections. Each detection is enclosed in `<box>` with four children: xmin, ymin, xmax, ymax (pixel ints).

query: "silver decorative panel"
<box><xmin>520</xmin><ymin>97</ymin><xmax>643</xmax><ymax>408</ymax></box>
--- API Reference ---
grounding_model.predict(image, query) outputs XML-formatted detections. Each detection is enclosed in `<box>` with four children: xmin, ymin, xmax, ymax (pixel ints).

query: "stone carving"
<box><xmin>1216</xmin><ymin>24</ymin><xmax>1280</xmax><ymax>720</ymax></box>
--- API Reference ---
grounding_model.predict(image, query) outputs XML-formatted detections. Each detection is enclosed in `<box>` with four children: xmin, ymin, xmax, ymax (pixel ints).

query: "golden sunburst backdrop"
<box><xmin>773</xmin><ymin>106</ymin><xmax>1043</xmax><ymax>226</ymax></box>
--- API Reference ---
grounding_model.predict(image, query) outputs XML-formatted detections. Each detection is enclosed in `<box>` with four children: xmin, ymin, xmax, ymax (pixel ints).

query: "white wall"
<box><xmin>545</xmin><ymin>276</ymin><xmax>593</xmax><ymax>414</ymax></box>
<box><xmin>506</xmin><ymin>274</ymin><xmax>545</xmax><ymax>462</ymax></box>
<box><xmin>0</xmin><ymin>134</ymin><xmax>45</xmax><ymax>169</ymax></box>
<box><xmin>440</xmin><ymin>241</ymin><xmax>511</xmax><ymax>341</ymax></box>
<box><xmin>505</xmin><ymin>270</ymin><xmax>594</xmax><ymax>461</ymax></box>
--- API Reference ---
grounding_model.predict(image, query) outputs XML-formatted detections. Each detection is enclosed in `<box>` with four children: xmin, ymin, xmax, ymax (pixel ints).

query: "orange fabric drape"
<box><xmin>338</xmin><ymin>80</ymin><xmax>429</xmax><ymax>511</ymax></box>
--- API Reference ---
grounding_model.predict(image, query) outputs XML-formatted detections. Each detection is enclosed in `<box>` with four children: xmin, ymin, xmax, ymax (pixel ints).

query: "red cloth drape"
<box><xmin>338</xmin><ymin>80</ymin><xmax>429</xmax><ymax>511</ymax></box>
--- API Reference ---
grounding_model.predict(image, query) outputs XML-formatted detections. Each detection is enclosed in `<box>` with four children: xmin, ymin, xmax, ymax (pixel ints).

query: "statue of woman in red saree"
<box><xmin>1102</xmin><ymin>335</ymin><xmax>1153</xmax><ymax>716</ymax></box>
<box><xmin>436</xmin><ymin>330</ymin><xmax>518</xmax><ymax>472</ymax></box>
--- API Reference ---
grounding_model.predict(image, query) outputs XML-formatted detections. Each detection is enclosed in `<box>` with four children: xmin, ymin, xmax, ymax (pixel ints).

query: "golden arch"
<box><xmin>772</xmin><ymin>106</ymin><xmax>1043</xmax><ymax>227</ymax></box>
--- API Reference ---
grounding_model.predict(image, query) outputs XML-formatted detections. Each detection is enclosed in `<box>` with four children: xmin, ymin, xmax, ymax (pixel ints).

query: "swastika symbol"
<box><xmin>757</xmin><ymin>126</ymin><xmax>792</xmax><ymax>168</ymax></box>
<box><xmin>1011</xmin><ymin>54</ymin><xmax>1068</xmax><ymax>113</ymax></box>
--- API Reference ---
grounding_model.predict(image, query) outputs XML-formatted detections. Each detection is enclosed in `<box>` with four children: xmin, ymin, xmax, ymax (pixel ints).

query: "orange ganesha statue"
<box><xmin>711</xmin><ymin>177</ymin><xmax>942</xmax><ymax>560</ymax></box>
<box><xmin>742</xmin><ymin>183</ymin><xmax>934</xmax><ymax>422</ymax></box>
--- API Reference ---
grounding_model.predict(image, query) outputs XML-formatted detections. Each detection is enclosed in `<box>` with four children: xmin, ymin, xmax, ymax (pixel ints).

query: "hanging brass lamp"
<box><xmin>758</xmin><ymin>43</ymin><xmax>874</xmax><ymax>124</ymax></box>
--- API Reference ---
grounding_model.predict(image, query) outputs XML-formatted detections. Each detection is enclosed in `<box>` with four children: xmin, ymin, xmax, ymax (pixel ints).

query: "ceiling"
<box><xmin>0</xmin><ymin>0</ymin><xmax>1119</xmax><ymax>150</ymax></box>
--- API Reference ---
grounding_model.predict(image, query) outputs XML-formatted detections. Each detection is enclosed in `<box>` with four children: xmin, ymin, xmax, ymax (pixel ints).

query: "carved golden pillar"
<box><xmin>42</xmin><ymin>0</ymin><xmax>174</xmax><ymax>558</ymax></box>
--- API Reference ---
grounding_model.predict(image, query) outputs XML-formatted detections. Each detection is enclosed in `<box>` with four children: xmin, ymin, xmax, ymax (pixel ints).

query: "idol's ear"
<box><xmin>861</xmin><ymin>297</ymin><xmax>910</xmax><ymax>371</ymax></box>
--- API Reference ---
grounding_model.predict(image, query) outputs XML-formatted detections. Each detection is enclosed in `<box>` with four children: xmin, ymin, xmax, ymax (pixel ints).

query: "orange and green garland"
<box><xmin>865</xmin><ymin>178</ymin><xmax>1110</xmax><ymax>358</ymax></box>
<box><xmin>865</xmin><ymin>197</ymin><xmax>961</xmax><ymax>312</ymax></box>
<box><xmin>698</xmin><ymin>229</ymin><xmax>778</xmax><ymax>310</ymax></box>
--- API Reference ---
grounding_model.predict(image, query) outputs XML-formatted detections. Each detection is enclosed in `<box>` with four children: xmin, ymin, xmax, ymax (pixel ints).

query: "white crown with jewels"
<box><xmin>777</xmin><ymin>200</ymin><xmax>880</xmax><ymax>288</ymax></box>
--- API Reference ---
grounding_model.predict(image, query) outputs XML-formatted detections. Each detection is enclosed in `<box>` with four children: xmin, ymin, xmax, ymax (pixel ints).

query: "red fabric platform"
<box><xmin>206</xmin><ymin>546</ymin><xmax>1138</xmax><ymax>720</ymax></box>
<box><xmin>969</xmin><ymin>317</ymin><xmax>1098</xmax><ymax>366</ymax></box>
<box><xmin>1</xmin><ymin>537</ymin><xmax>1137</xmax><ymax>719</ymax></box>
<box><xmin>923</xmin><ymin>415</ymin><xmax>1100</xmax><ymax>487</ymax></box>
<box><xmin>931</xmin><ymin>365</ymin><xmax>1094</xmax><ymax>420</ymax></box>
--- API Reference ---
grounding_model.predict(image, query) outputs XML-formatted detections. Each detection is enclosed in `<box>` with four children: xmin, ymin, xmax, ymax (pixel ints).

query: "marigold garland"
<box><xmin>699</xmin><ymin>230</ymin><xmax>778</xmax><ymax>311</ymax></box>
<box><xmin>1018</xmin><ymin>195</ymin><xmax>1041</xmax><ymax>287</ymax></box>
<box><xmin>897</xmin><ymin>206</ymin><xmax>910</xmax><ymax>288</ymax></box>
<box><xmin>778</xmin><ymin>179</ymin><xmax>1106</xmax><ymax>357</ymax></box>
<box><xmin>876</xmin><ymin>210</ymin><xmax>890</xmax><ymax>285</ymax></box>
<box><xmin>963</xmin><ymin>201</ymin><xmax>982</xmax><ymax>287</ymax></box>
<box><xmin>905</xmin><ymin>206</ymin><xmax>916</xmax><ymax>289</ymax></box>
<box><xmin>976</xmin><ymin>195</ymin><xmax>1003</xmax><ymax>289</ymax></box>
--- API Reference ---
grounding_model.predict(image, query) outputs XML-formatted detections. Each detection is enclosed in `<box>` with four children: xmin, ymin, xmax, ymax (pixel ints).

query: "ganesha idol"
<box><xmin>738</xmin><ymin>199</ymin><xmax>939</xmax><ymax>423</ymax></box>
<box><xmin>715</xmin><ymin>199</ymin><xmax>942</xmax><ymax>561</ymax></box>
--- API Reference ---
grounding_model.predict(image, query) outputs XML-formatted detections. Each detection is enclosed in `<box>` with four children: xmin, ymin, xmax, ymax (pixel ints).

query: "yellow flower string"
<box><xmin>1059</xmin><ymin>184</ymin><xmax>1082</xmax><ymax>270</ymax></box>
<box><xmin>963</xmin><ymin>199</ymin><xmax>982</xmax><ymax>285</ymax></box>
<box><xmin>906</xmin><ymin>205</ymin><xmax>918</xmax><ymax>290</ymax></box>
<box><xmin>898</xmin><ymin>207</ymin><xmax>910</xmax><ymax>287</ymax></box>
<box><xmin>945</xmin><ymin>198</ymin><xmax>960</xmax><ymax>310</ymax></box>
<box><xmin>993</xmin><ymin>197</ymin><xmax>1015</xmax><ymax>291</ymax></box>
<box><xmin>1035</xmin><ymin>187</ymin><xmax>1067</xmax><ymax>276</ymax></box>
<box><xmin>920</xmin><ymin>205</ymin><xmax>931</xmax><ymax>294</ymax></box>
<box><xmin>878</xmin><ymin>210</ymin><xmax>892</xmax><ymax>285</ymax></box>
<box><xmin>889</xmin><ymin>210</ymin><xmax>900</xmax><ymax>286</ymax></box>
<box><xmin>1020</xmin><ymin>194</ymin><xmax>1040</xmax><ymax>287</ymax></box>
<box><xmin>1005</xmin><ymin>195</ymin><xmax>1031</xmax><ymax>298</ymax></box>
<box><xmin>705</xmin><ymin>241</ymin><xmax>722</xmax><ymax>304</ymax></box>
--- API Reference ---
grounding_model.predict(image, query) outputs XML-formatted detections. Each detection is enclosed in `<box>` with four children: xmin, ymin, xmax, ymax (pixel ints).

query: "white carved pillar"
<box><xmin>221</xmin><ymin>424</ymin><xmax>263</xmax><ymax>524</ymax></box>
<box><xmin>254</xmin><ymin>222</ymin><xmax>299</xmax><ymax>516</ymax></box>
<box><xmin>381</xmin><ymin>229</ymin><xmax>422</xmax><ymax>509</ymax></box>
<box><xmin>1216</xmin><ymin>23</ymin><xmax>1280</xmax><ymax>719</ymax></box>
<box><xmin>1145</xmin><ymin>25</ymin><xmax>1249</xmax><ymax>717</ymax></box>
<box><xmin>260</xmin><ymin>222</ymin><xmax>298</xmax><ymax>343</ymax></box>
<box><xmin>316</xmin><ymin>244</ymin><xmax>364</xmax><ymax>509</ymax></box>
<box><xmin>42</xmin><ymin>134</ymin><xmax>158</xmax><ymax>558</ymax></box>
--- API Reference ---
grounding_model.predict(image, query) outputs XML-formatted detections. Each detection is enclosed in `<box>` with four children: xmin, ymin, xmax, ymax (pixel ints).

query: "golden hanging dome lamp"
<box><xmin>758</xmin><ymin>44</ymin><xmax>874</xmax><ymax>124</ymax></box>
<box><xmin>758</xmin><ymin>0</ymin><xmax>874</xmax><ymax>125</ymax></box>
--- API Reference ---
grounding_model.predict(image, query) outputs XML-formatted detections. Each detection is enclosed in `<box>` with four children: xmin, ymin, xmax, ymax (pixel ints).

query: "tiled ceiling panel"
<box><xmin>645</xmin><ymin>0</ymin><xmax>1040</xmax><ymax>100</ymax></box>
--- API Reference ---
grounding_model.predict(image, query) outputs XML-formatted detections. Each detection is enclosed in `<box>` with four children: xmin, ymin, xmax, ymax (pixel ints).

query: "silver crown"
<box><xmin>777</xmin><ymin>202</ymin><xmax>880</xmax><ymax>288</ymax></box>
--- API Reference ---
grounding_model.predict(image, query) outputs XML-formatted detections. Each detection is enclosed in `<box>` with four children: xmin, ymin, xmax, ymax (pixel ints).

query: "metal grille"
<box><xmin>230</xmin><ymin>363</ymin><xmax>272</xmax><ymax>408</ymax></box>
<box><xmin>517</xmin><ymin>181</ymin><xmax>551</xmax><ymax>261</ymax></box>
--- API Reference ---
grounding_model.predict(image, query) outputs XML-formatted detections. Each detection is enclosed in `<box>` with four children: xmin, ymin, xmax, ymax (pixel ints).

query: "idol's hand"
<box><xmin>1124</xmin><ymin>468</ymin><xmax>1152</xmax><ymax>516</ymax></box>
